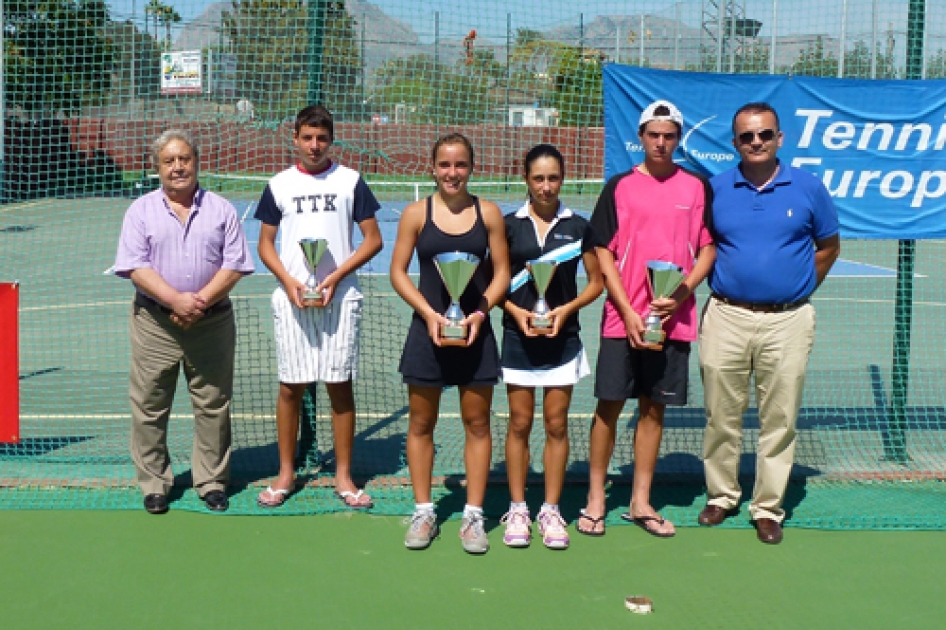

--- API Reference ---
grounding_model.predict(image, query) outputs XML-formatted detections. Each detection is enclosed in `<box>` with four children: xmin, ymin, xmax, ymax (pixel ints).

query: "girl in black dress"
<box><xmin>499</xmin><ymin>144</ymin><xmax>603</xmax><ymax>549</ymax></box>
<box><xmin>390</xmin><ymin>133</ymin><xmax>510</xmax><ymax>553</ymax></box>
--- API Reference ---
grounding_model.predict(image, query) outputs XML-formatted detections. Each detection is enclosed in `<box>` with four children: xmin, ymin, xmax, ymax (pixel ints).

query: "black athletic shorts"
<box><xmin>593</xmin><ymin>337</ymin><xmax>690</xmax><ymax>405</ymax></box>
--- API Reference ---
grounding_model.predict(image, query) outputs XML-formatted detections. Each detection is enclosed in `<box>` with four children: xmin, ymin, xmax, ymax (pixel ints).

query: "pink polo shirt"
<box><xmin>589</xmin><ymin>166</ymin><xmax>713</xmax><ymax>342</ymax></box>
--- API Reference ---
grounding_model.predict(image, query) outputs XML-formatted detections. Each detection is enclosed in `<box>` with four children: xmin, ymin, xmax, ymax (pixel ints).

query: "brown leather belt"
<box><xmin>135</xmin><ymin>292</ymin><xmax>232</xmax><ymax>317</ymax></box>
<box><xmin>711</xmin><ymin>293</ymin><xmax>808</xmax><ymax>313</ymax></box>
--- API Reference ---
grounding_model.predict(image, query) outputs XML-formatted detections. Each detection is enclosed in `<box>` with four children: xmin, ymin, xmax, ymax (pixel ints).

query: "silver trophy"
<box><xmin>433</xmin><ymin>252</ymin><xmax>481</xmax><ymax>346</ymax></box>
<box><xmin>526</xmin><ymin>260</ymin><xmax>558</xmax><ymax>334</ymax></box>
<box><xmin>642</xmin><ymin>260</ymin><xmax>686</xmax><ymax>350</ymax></box>
<box><xmin>299</xmin><ymin>238</ymin><xmax>329</xmax><ymax>307</ymax></box>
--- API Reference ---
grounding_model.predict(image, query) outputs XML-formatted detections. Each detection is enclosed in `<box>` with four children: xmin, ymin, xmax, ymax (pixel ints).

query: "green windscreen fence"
<box><xmin>2</xmin><ymin>0</ymin><xmax>945</xmax><ymax>527</ymax></box>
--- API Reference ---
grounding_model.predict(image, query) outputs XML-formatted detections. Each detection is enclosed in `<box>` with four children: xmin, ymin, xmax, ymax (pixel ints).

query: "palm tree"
<box><xmin>144</xmin><ymin>0</ymin><xmax>164</xmax><ymax>41</ymax></box>
<box><xmin>158</xmin><ymin>6</ymin><xmax>181</xmax><ymax>51</ymax></box>
<box><xmin>144</xmin><ymin>0</ymin><xmax>180</xmax><ymax>51</ymax></box>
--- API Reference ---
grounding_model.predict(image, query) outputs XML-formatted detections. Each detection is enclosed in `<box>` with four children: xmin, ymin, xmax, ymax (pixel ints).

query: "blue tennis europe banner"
<box><xmin>603</xmin><ymin>65</ymin><xmax>946</xmax><ymax>239</ymax></box>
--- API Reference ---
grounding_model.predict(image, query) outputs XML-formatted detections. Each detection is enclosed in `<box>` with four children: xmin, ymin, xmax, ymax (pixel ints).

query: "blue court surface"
<box><xmin>234</xmin><ymin>200</ymin><xmax>905</xmax><ymax>280</ymax></box>
<box><xmin>239</xmin><ymin>201</ymin><xmax>502</xmax><ymax>276</ymax></box>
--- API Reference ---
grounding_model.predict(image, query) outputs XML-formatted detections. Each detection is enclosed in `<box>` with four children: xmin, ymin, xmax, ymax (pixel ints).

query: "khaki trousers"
<box><xmin>698</xmin><ymin>297</ymin><xmax>816</xmax><ymax>522</ymax></box>
<box><xmin>129</xmin><ymin>303</ymin><xmax>235</xmax><ymax>497</ymax></box>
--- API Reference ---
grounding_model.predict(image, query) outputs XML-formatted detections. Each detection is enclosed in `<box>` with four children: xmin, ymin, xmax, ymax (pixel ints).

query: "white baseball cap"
<box><xmin>638</xmin><ymin>100</ymin><xmax>684</xmax><ymax>130</ymax></box>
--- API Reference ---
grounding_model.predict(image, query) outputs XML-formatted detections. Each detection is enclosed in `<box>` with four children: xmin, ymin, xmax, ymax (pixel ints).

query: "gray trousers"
<box><xmin>129</xmin><ymin>303</ymin><xmax>235</xmax><ymax>497</ymax></box>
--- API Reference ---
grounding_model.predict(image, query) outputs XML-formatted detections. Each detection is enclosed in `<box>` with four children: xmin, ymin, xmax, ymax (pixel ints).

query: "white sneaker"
<box><xmin>459</xmin><ymin>512</ymin><xmax>489</xmax><ymax>554</ymax></box>
<box><xmin>404</xmin><ymin>511</ymin><xmax>439</xmax><ymax>550</ymax></box>
<box><xmin>537</xmin><ymin>508</ymin><xmax>570</xmax><ymax>550</ymax></box>
<box><xmin>500</xmin><ymin>506</ymin><xmax>532</xmax><ymax>547</ymax></box>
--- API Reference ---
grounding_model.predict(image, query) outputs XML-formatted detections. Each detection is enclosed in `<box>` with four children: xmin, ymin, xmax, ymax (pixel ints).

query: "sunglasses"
<box><xmin>737</xmin><ymin>129</ymin><xmax>777</xmax><ymax>145</ymax></box>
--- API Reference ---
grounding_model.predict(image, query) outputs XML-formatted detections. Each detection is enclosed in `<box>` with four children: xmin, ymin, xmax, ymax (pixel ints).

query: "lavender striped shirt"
<box><xmin>114</xmin><ymin>187</ymin><xmax>254</xmax><ymax>293</ymax></box>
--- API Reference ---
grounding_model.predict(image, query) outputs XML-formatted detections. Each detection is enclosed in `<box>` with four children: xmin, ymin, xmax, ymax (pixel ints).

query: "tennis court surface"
<box><xmin>2</xmin><ymin>196</ymin><xmax>945</xmax><ymax>530</ymax></box>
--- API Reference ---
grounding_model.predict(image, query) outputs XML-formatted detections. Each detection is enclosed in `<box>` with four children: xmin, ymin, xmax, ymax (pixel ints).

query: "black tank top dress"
<box><xmin>397</xmin><ymin>197</ymin><xmax>501</xmax><ymax>387</ymax></box>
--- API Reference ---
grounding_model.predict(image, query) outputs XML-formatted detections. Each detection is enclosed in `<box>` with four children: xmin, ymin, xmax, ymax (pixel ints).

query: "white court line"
<box><xmin>240</xmin><ymin>201</ymin><xmax>257</xmax><ymax>223</ymax></box>
<box><xmin>21</xmin><ymin>299</ymin><xmax>130</xmax><ymax>312</ymax></box>
<box><xmin>21</xmin><ymin>294</ymin><xmax>946</xmax><ymax>312</ymax></box>
<box><xmin>825</xmin><ymin>297</ymin><xmax>946</xmax><ymax>308</ymax></box>
<box><xmin>0</xmin><ymin>200</ymin><xmax>47</xmax><ymax>214</ymax></box>
<box><xmin>21</xmin><ymin>412</ymin><xmax>471</xmax><ymax>421</ymax></box>
<box><xmin>830</xmin><ymin>258</ymin><xmax>927</xmax><ymax>279</ymax></box>
<box><xmin>830</xmin><ymin>274</ymin><xmax>912</xmax><ymax>278</ymax></box>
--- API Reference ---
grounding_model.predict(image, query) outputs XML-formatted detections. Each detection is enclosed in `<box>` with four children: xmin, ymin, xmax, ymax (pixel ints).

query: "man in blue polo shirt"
<box><xmin>697</xmin><ymin>102</ymin><xmax>840</xmax><ymax>544</ymax></box>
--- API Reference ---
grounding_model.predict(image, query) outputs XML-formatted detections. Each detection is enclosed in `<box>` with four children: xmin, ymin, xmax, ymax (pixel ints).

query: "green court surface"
<box><xmin>0</xmin><ymin>510</ymin><xmax>942</xmax><ymax>630</ymax></box>
<box><xmin>2</xmin><ymin>196</ymin><xmax>946</xmax><ymax>528</ymax></box>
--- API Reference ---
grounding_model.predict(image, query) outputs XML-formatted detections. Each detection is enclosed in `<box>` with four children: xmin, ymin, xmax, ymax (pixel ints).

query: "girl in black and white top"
<box><xmin>499</xmin><ymin>144</ymin><xmax>603</xmax><ymax>550</ymax></box>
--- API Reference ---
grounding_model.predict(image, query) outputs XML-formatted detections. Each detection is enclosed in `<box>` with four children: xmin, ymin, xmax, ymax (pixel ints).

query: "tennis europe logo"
<box><xmin>790</xmin><ymin>109</ymin><xmax>946</xmax><ymax>209</ymax></box>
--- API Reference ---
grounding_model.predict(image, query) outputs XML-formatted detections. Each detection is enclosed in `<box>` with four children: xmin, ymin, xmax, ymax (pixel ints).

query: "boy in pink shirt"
<box><xmin>578</xmin><ymin>100</ymin><xmax>716</xmax><ymax>538</ymax></box>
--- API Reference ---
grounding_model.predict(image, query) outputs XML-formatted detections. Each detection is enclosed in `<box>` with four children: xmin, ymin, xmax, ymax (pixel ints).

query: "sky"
<box><xmin>104</xmin><ymin>0</ymin><xmax>943</xmax><ymax>53</ymax></box>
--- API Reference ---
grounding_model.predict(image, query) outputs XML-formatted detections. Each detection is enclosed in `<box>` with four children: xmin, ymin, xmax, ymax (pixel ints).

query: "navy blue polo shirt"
<box><xmin>501</xmin><ymin>203</ymin><xmax>600</xmax><ymax>370</ymax></box>
<box><xmin>708</xmin><ymin>161</ymin><xmax>839</xmax><ymax>304</ymax></box>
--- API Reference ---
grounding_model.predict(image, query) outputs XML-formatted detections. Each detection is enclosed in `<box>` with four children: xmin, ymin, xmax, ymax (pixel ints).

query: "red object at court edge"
<box><xmin>0</xmin><ymin>282</ymin><xmax>19</xmax><ymax>443</ymax></box>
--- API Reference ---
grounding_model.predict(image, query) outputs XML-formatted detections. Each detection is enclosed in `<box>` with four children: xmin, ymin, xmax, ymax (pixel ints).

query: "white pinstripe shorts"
<box><xmin>271</xmin><ymin>288</ymin><xmax>362</xmax><ymax>384</ymax></box>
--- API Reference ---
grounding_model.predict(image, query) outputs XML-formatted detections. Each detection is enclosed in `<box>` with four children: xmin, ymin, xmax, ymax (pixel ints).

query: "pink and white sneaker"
<box><xmin>537</xmin><ymin>508</ymin><xmax>570</xmax><ymax>550</ymax></box>
<box><xmin>500</xmin><ymin>506</ymin><xmax>532</xmax><ymax>547</ymax></box>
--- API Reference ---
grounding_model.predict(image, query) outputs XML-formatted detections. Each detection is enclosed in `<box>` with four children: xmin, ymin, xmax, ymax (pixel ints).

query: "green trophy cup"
<box><xmin>526</xmin><ymin>260</ymin><xmax>558</xmax><ymax>335</ymax></box>
<box><xmin>433</xmin><ymin>252</ymin><xmax>481</xmax><ymax>347</ymax></box>
<box><xmin>299</xmin><ymin>238</ymin><xmax>329</xmax><ymax>307</ymax></box>
<box><xmin>642</xmin><ymin>260</ymin><xmax>686</xmax><ymax>351</ymax></box>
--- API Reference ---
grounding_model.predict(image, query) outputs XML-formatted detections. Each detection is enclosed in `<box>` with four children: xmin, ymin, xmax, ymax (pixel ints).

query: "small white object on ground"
<box><xmin>625</xmin><ymin>596</ymin><xmax>653</xmax><ymax>614</ymax></box>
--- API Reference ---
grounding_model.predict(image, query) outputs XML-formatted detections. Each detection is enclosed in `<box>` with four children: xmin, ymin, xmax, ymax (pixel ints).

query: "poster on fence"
<box><xmin>160</xmin><ymin>50</ymin><xmax>203</xmax><ymax>95</ymax></box>
<box><xmin>603</xmin><ymin>65</ymin><xmax>946</xmax><ymax>239</ymax></box>
<box><xmin>0</xmin><ymin>283</ymin><xmax>19</xmax><ymax>443</ymax></box>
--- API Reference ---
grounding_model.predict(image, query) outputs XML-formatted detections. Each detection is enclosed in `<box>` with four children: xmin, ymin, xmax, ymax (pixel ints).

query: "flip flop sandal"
<box><xmin>335</xmin><ymin>489</ymin><xmax>374</xmax><ymax>509</ymax></box>
<box><xmin>620</xmin><ymin>512</ymin><xmax>676</xmax><ymax>538</ymax></box>
<box><xmin>257</xmin><ymin>486</ymin><xmax>290</xmax><ymax>508</ymax></box>
<box><xmin>575</xmin><ymin>509</ymin><xmax>606</xmax><ymax>537</ymax></box>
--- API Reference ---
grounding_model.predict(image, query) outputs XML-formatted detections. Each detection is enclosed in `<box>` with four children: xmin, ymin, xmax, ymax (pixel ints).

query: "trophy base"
<box><xmin>641</xmin><ymin>329</ymin><xmax>666</xmax><ymax>352</ymax></box>
<box><xmin>530</xmin><ymin>315</ymin><xmax>553</xmax><ymax>335</ymax></box>
<box><xmin>440</xmin><ymin>323</ymin><xmax>468</xmax><ymax>346</ymax></box>
<box><xmin>302</xmin><ymin>291</ymin><xmax>324</xmax><ymax>308</ymax></box>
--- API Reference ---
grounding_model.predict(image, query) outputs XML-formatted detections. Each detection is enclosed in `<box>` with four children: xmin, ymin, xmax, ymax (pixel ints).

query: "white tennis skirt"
<box><xmin>501</xmin><ymin>348</ymin><xmax>591</xmax><ymax>387</ymax></box>
<box><xmin>272</xmin><ymin>288</ymin><xmax>362</xmax><ymax>384</ymax></box>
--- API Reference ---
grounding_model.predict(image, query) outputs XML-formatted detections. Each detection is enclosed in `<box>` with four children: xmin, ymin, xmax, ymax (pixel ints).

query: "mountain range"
<box><xmin>173</xmin><ymin>1</ymin><xmax>834</xmax><ymax>79</ymax></box>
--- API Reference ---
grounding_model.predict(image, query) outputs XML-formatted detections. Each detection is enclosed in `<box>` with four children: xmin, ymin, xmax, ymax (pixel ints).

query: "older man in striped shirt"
<box><xmin>114</xmin><ymin>129</ymin><xmax>254</xmax><ymax>514</ymax></box>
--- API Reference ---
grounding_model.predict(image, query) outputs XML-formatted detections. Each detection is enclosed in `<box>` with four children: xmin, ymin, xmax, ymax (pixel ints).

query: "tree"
<box><xmin>144</xmin><ymin>0</ymin><xmax>165</xmax><ymax>43</ymax></box>
<box><xmin>791</xmin><ymin>36</ymin><xmax>839</xmax><ymax>77</ymax></box>
<box><xmin>3</xmin><ymin>0</ymin><xmax>116</xmax><ymax>116</ymax></box>
<box><xmin>371</xmin><ymin>54</ymin><xmax>490</xmax><ymax>124</ymax></box>
<box><xmin>691</xmin><ymin>40</ymin><xmax>770</xmax><ymax>74</ymax></box>
<box><xmin>104</xmin><ymin>20</ymin><xmax>163</xmax><ymax>101</ymax></box>
<box><xmin>142</xmin><ymin>1</ymin><xmax>181</xmax><ymax>52</ymax></box>
<box><xmin>507</xmin><ymin>31</ymin><xmax>559</xmax><ymax>102</ymax></box>
<box><xmin>735</xmin><ymin>40</ymin><xmax>770</xmax><ymax>74</ymax></box>
<box><xmin>157</xmin><ymin>5</ymin><xmax>181</xmax><ymax>52</ymax></box>
<box><xmin>460</xmin><ymin>49</ymin><xmax>504</xmax><ymax>83</ymax></box>
<box><xmin>842</xmin><ymin>40</ymin><xmax>897</xmax><ymax>79</ymax></box>
<box><xmin>507</xmin><ymin>32</ymin><xmax>604</xmax><ymax>126</ymax></box>
<box><xmin>548</xmin><ymin>46</ymin><xmax>603</xmax><ymax>127</ymax></box>
<box><xmin>515</xmin><ymin>28</ymin><xmax>545</xmax><ymax>49</ymax></box>
<box><xmin>222</xmin><ymin>0</ymin><xmax>362</xmax><ymax>122</ymax></box>
<box><xmin>928</xmin><ymin>49</ymin><xmax>946</xmax><ymax>79</ymax></box>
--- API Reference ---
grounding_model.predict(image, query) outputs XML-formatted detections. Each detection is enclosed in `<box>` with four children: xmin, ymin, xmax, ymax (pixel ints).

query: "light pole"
<box><xmin>306</xmin><ymin>0</ymin><xmax>329</xmax><ymax>105</ymax></box>
<box><xmin>887</xmin><ymin>0</ymin><xmax>926</xmax><ymax>464</ymax></box>
<box><xmin>1</xmin><ymin>0</ymin><xmax>6</xmax><ymax>202</ymax></box>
